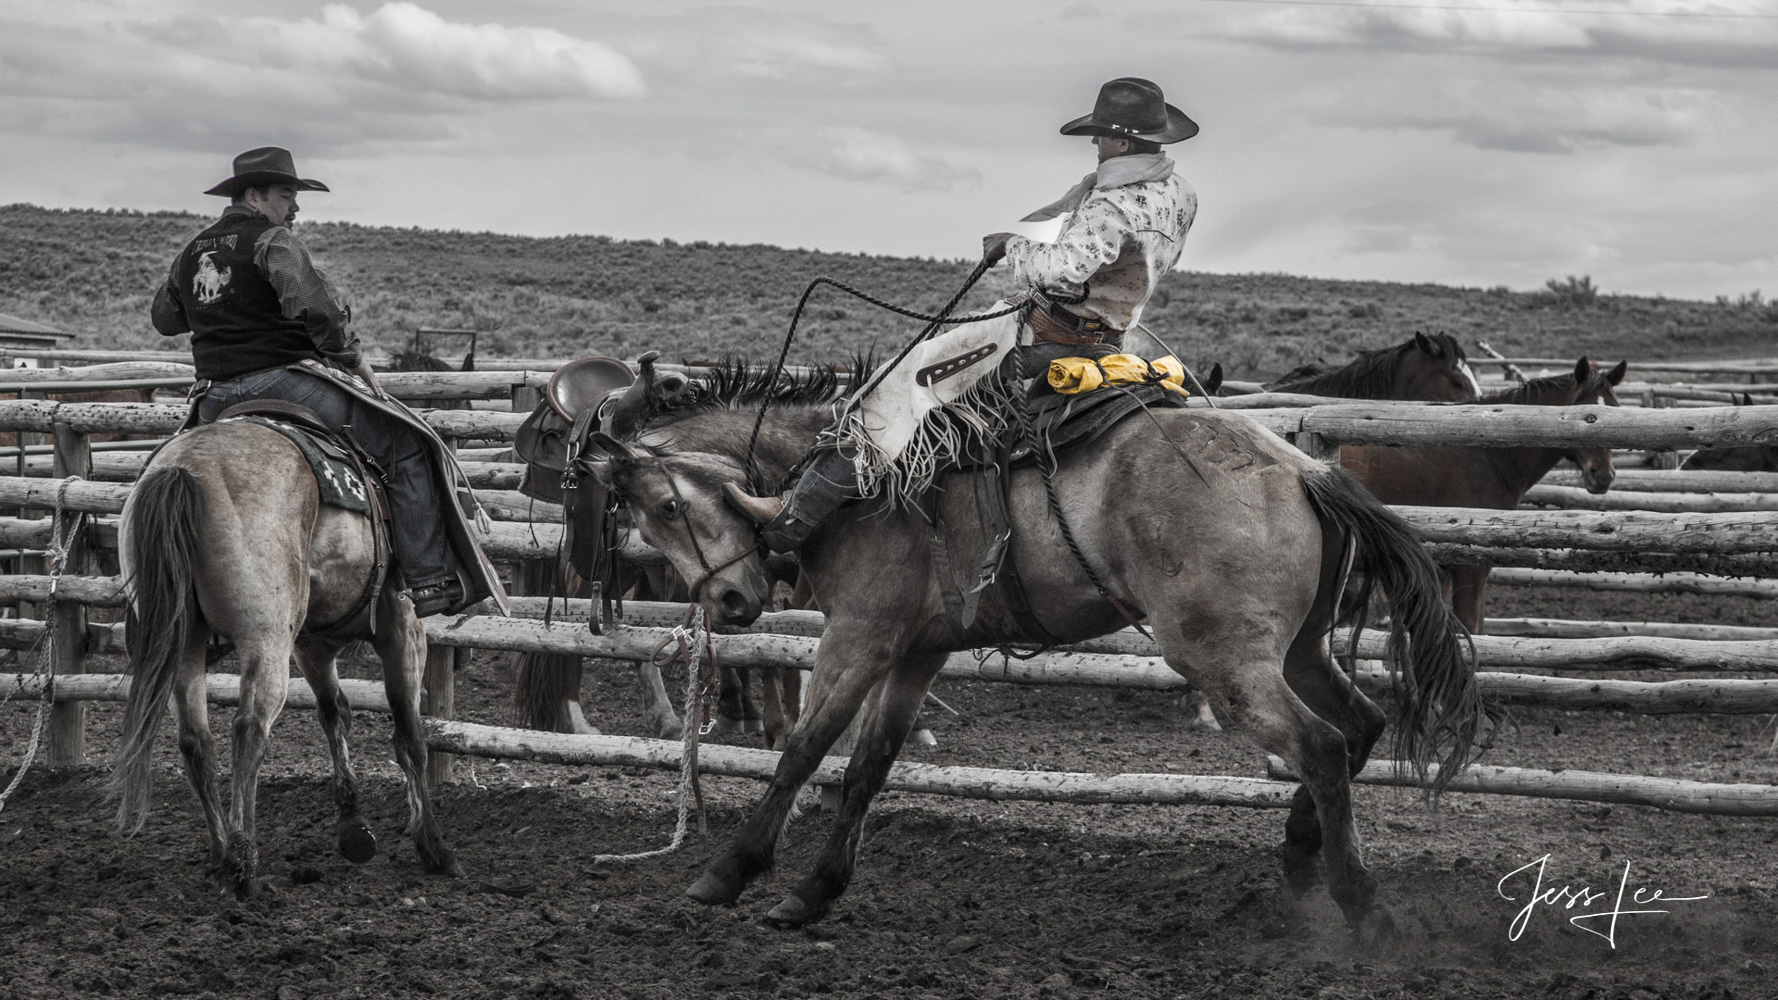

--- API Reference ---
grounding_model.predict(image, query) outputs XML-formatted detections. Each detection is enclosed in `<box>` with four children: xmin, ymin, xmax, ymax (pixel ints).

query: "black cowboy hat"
<box><xmin>1060</xmin><ymin>77</ymin><xmax>1198</xmax><ymax>144</ymax></box>
<box><xmin>204</xmin><ymin>146</ymin><xmax>331</xmax><ymax>198</ymax></box>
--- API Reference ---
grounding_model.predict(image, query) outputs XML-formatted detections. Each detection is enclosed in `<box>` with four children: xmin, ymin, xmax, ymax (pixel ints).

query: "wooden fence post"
<box><xmin>46</xmin><ymin>417</ymin><xmax>91</xmax><ymax>767</ymax></box>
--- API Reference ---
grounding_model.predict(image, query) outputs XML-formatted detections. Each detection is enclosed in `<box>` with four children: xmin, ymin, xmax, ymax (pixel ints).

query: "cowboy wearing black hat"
<box><xmin>151</xmin><ymin>146</ymin><xmax>479</xmax><ymax>617</ymax></box>
<box><xmin>756</xmin><ymin>77</ymin><xmax>1200</xmax><ymax>553</ymax></box>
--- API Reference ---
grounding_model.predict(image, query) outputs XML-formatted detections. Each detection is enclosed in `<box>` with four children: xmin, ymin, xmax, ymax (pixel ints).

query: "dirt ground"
<box><xmin>3</xmin><ymin>582</ymin><xmax>1775</xmax><ymax>1000</ymax></box>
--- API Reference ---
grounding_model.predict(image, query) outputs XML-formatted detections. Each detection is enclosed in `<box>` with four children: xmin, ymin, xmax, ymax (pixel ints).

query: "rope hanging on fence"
<box><xmin>0</xmin><ymin>476</ymin><xmax>85</xmax><ymax>814</ymax></box>
<box><xmin>591</xmin><ymin>603</ymin><xmax>714</xmax><ymax>864</ymax></box>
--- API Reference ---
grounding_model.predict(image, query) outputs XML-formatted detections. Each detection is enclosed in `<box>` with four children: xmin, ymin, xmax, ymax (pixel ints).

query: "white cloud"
<box><xmin>778</xmin><ymin>127</ymin><xmax>981</xmax><ymax>192</ymax></box>
<box><xmin>612</xmin><ymin>8</ymin><xmax>888</xmax><ymax>85</ymax></box>
<box><xmin>1206</xmin><ymin>0</ymin><xmax>1778</xmax><ymax>64</ymax></box>
<box><xmin>286</xmin><ymin>3</ymin><xmax>645</xmax><ymax>100</ymax></box>
<box><xmin>0</xmin><ymin>2</ymin><xmax>644</xmax><ymax>154</ymax></box>
<box><xmin>1342</xmin><ymin>83</ymin><xmax>1723</xmax><ymax>153</ymax></box>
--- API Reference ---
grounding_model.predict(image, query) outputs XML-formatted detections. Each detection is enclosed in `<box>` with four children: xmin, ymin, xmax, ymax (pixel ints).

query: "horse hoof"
<box><xmin>338</xmin><ymin>824</ymin><xmax>379</xmax><ymax>865</ymax></box>
<box><xmin>1186</xmin><ymin>715</ymin><xmax>1222</xmax><ymax>732</ymax></box>
<box><xmin>1352</xmin><ymin>904</ymin><xmax>1400</xmax><ymax>948</ymax></box>
<box><xmin>908</xmin><ymin>727</ymin><xmax>937</xmax><ymax>747</ymax></box>
<box><xmin>764</xmin><ymin>895</ymin><xmax>816</xmax><ymax>928</ymax></box>
<box><xmin>686</xmin><ymin>870</ymin><xmax>743</xmax><ymax>906</ymax></box>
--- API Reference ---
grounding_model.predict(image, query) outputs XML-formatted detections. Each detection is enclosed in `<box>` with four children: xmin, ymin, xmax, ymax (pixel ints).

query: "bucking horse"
<box><xmin>576</xmin><ymin>358</ymin><xmax>1493</xmax><ymax>936</ymax></box>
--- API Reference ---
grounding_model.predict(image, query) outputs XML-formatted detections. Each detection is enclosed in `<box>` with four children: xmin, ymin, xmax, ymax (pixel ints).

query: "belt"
<box><xmin>1024</xmin><ymin>300</ymin><xmax>1116</xmax><ymax>347</ymax></box>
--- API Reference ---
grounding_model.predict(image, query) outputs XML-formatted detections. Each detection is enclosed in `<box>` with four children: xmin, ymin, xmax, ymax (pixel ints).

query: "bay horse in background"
<box><xmin>108</xmin><ymin>420</ymin><xmax>459</xmax><ymax>899</ymax></box>
<box><xmin>584</xmin><ymin>361</ymin><xmax>1489</xmax><ymax>934</ymax></box>
<box><xmin>1266</xmin><ymin>331</ymin><xmax>1481</xmax><ymax>401</ymax></box>
<box><xmin>1340</xmin><ymin>358</ymin><xmax>1627</xmax><ymax>631</ymax></box>
<box><xmin>1683</xmin><ymin>394</ymin><xmax>1778</xmax><ymax>472</ymax></box>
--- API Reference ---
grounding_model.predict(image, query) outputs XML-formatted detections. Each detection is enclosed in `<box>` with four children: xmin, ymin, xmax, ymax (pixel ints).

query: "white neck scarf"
<box><xmin>1021</xmin><ymin>153</ymin><xmax>1174</xmax><ymax>223</ymax></box>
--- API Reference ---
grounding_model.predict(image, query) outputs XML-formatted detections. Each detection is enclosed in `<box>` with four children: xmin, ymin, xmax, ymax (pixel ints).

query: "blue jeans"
<box><xmin>196</xmin><ymin>367</ymin><xmax>456</xmax><ymax>587</ymax></box>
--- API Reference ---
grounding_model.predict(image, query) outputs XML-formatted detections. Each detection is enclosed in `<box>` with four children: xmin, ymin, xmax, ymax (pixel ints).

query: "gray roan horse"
<box><xmin>106</xmin><ymin>420</ymin><xmax>459</xmax><ymax>898</ymax></box>
<box><xmin>583</xmin><ymin>362</ymin><xmax>1488</xmax><ymax>934</ymax></box>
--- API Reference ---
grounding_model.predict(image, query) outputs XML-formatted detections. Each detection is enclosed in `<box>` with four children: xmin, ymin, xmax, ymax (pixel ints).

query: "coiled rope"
<box><xmin>591</xmin><ymin>603</ymin><xmax>714</xmax><ymax>864</ymax></box>
<box><xmin>0</xmin><ymin>477</ymin><xmax>85</xmax><ymax>814</ymax></box>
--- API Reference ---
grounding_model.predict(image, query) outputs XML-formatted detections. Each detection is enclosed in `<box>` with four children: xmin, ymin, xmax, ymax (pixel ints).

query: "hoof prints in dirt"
<box><xmin>4</xmin><ymin>600</ymin><xmax>1776</xmax><ymax>1000</ymax></box>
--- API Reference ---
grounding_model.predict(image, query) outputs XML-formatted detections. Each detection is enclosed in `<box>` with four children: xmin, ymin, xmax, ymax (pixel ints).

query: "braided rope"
<box><xmin>591</xmin><ymin>604</ymin><xmax>709</xmax><ymax>864</ymax></box>
<box><xmin>0</xmin><ymin>477</ymin><xmax>84</xmax><ymax>814</ymax></box>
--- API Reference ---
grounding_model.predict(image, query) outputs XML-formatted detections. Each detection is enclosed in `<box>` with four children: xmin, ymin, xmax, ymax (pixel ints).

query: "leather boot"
<box><xmin>759</xmin><ymin>448</ymin><xmax>858</xmax><ymax>554</ymax></box>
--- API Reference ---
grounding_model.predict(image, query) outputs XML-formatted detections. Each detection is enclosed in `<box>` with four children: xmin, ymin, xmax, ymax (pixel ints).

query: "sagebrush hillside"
<box><xmin>3</xmin><ymin>204</ymin><xmax>1772</xmax><ymax>380</ymax></box>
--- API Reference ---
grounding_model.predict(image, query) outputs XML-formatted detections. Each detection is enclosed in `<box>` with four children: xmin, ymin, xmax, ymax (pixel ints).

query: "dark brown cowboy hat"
<box><xmin>1060</xmin><ymin>77</ymin><xmax>1198</xmax><ymax>144</ymax></box>
<box><xmin>204</xmin><ymin>146</ymin><xmax>331</xmax><ymax>198</ymax></box>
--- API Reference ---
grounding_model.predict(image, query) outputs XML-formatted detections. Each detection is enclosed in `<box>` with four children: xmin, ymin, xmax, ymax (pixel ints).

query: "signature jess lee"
<box><xmin>1497</xmin><ymin>854</ymin><xmax>1710</xmax><ymax>947</ymax></box>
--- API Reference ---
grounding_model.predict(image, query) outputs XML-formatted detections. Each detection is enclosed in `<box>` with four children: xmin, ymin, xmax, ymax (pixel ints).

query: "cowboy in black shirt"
<box><xmin>152</xmin><ymin>147</ymin><xmax>467</xmax><ymax>617</ymax></box>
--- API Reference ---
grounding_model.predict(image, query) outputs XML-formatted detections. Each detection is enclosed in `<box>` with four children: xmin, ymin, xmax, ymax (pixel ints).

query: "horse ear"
<box><xmin>1205</xmin><ymin>362</ymin><xmax>1225</xmax><ymax>395</ymax></box>
<box><xmin>582</xmin><ymin>455</ymin><xmax>617</xmax><ymax>489</ymax></box>
<box><xmin>1606</xmin><ymin>360</ymin><xmax>1627</xmax><ymax>386</ymax></box>
<box><xmin>1414</xmin><ymin>331</ymin><xmax>1440</xmax><ymax>357</ymax></box>
<box><xmin>1742</xmin><ymin>392</ymin><xmax>1755</xmax><ymax>407</ymax></box>
<box><xmin>723</xmin><ymin>483</ymin><xmax>782</xmax><ymax>526</ymax></box>
<box><xmin>589</xmin><ymin>431</ymin><xmax>651</xmax><ymax>466</ymax></box>
<box><xmin>1572</xmin><ymin>357</ymin><xmax>1593</xmax><ymax>384</ymax></box>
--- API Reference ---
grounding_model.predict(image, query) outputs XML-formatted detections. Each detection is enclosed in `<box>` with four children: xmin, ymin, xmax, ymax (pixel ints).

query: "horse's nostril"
<box><xmin>718</xmin><ymin>589</ymin><xmax>750</xmax><ymax>620</ymax></box>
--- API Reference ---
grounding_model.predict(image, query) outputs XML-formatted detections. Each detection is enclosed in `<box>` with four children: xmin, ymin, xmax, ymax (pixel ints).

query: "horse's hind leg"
<box><xmin>1278</xmin><ymin>624</ymin><xmax>1386</xmax><ymax>902</ymax></box>
<box><xmin>168</xmin><ymin>627</ymin><xmax>224</xmax><ymax>865</ymax></box>
<box><xmin>372</xmin><ymin>594</ymin><xmax>462</xmax><ymax>877</ymax></box>
<box><xmin>225</xmin><ymin>635</ymin><xmax>293</xmax><ymax>898</ymax></box>
<box><xmin>294</xmin><ymin>640</ymin><xmax>378</xmax><ymax>864</ymax></box>
<box><xmin>1278</xmin><ymin>534</ymin><xmax>1386</xmax><ymax>901</ymax></box>
<box><xmin>1162</xmin><ymin>629</ymin><xmax>1378</xmax><ymax>927</ymax></box>
<box><xmin>767</xmin><ymin>650</ymin><xmax>947</xmax><ymax>927</ymax></box>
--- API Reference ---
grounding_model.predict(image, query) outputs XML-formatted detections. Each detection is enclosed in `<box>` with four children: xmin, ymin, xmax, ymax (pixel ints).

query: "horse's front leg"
<box><xmin>767</xmin><ymin>649</ymin><xmax>948</xmax><ymax>927</ymax></box>
<box><xmin>685</xmin><ymin>627</ymin><xmax>903</xmax><ymax>907</ymax></box>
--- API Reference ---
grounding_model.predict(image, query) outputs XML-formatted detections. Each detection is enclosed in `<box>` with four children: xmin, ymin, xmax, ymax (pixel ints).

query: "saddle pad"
<box><xmin>1014</xmin><ymin>382</ymin><xmax>1188</xmax><ymax>464</ymax></box>
<box><xmin>220</xmin><ymin>415</ymin><xmax>373</xmax><ymax>516</ymax></box>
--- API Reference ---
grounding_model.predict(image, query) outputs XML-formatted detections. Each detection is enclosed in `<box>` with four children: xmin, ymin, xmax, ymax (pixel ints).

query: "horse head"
<box><xmin>1398</xmin><ymin>331</ymin><xmax>1482</xmax><ymax>403</ymax></box>
<box><xmin>1557</xmin><ymin>357</ymin><xmax>1628</xmax><ymax>494</ymax></box>
<box><xmin>583</xmin><ymin>430</ymin><xmax>771</xmax><ymax>630</ymax></box>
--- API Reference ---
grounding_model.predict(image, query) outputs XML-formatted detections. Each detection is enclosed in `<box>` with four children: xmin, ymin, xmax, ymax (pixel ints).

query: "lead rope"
<box><xmin>0</xmin><ymin>477</ymin><xmax>85</xmax><ymax>814</ymax></box>
<box><xmin>591</xmin><ymin>603</ymin><xmax>714</xmax><ymax>864</ymax></box>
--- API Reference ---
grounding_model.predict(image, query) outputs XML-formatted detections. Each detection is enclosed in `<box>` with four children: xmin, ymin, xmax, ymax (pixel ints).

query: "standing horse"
<box><xmin>1339</xmin><ymin>358</ymin><xmax>1627</xmax><ymax>630</ymax></box>
<box><xmin>1265</xmin><ymin>331</ymin><xmax>1482</xmax><ymax>400</ymax></box>
<box><xmin>106</xmin><ymin>420</ymin><xmax>460</xmax><ymax>898</ymax></box>
<box><xmin>582</xmin><ymin>363</ymin><xmax>1487</xmax><ymax>933</ymax></box>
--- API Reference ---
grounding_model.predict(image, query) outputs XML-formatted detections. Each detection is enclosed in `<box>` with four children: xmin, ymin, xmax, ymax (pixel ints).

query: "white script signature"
<box><xmin>1497</xmin><ymin>854</ymin><xmax>1710</xmax><ymax>948</ymax></box>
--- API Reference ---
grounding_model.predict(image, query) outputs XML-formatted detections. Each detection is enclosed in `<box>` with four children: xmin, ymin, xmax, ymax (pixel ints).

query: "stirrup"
<box><xmin>409</xmin><ymin>580</ymin><xmax>464</xmax><ymax>618</ymax></box>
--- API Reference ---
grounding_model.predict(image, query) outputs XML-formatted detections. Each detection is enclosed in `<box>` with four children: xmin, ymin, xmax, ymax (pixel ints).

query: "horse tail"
<box><xmin>512</xmin><ymin>653</ymin><xmax>581</xmax><ymax>732</ymax></box>
<box><xmin>106</xmin><ymin>465</ymin><xmax>205</xmax><ymax>834</ymax></box>
<box><xmin>1298</xmin><ymin>464</ymin><xmax>1494</xmax><ymax>798</ymax></box>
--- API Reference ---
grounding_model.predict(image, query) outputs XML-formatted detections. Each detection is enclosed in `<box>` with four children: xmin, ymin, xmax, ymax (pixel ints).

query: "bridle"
<box><xmin>642</xmin><ymin>458</ymin><xmax>762</xmax><ymax>603</ymax></box>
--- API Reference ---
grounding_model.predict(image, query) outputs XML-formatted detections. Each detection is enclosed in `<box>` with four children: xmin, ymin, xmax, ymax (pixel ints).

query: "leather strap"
<box><xmin>1025</xmin><ymin>300</ymin><xmax>1114</xmax><ymax>347</ymax></box>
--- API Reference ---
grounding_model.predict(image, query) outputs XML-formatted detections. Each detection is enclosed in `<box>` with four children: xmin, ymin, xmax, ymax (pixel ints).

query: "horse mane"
<box><xmin>642</xmin><ymin>355</ymin><xmax>873</xmax><ymax>430</ymax></box>
<box><xmin>1269</xmin><ymin>332</ymin><xmax>1467</xmax><ymax>397</ymax></box>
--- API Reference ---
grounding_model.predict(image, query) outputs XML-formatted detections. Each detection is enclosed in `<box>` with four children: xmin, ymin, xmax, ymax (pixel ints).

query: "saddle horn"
<box><xmin>602</xmin><ymin>351</ymin><xmax>691</xmax><ymax>441</ymax></box>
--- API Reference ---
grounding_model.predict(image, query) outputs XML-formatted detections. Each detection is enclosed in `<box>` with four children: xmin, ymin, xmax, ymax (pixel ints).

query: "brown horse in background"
<box><xmin>1339</xmin><ymin>358</ymin><xmax>1627</xmax><ymax>631</ymax></box>
<box><xmin>1265</xmin><ymin>331</ymin><xmax>1481</xmax><ymax>400</ymax></box>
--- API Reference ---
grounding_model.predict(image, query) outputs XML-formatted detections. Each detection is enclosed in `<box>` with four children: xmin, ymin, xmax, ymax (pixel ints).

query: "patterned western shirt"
<box><xmin>1003</xmin><ymin>163</ymin><xmax>1197</xmax><ymax>332</ymax></box>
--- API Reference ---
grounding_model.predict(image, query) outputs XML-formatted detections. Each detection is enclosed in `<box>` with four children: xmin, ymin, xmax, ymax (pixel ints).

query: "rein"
<box><xmin>742</xmin><ymin>261</ymin><xmax>1030</xmax><ymax>493</ymax></box>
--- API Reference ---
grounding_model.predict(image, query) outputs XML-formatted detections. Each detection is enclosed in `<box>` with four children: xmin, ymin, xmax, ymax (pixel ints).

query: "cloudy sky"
<box><xmin>2</xmin><ymin>0</ymin><xmax>1773</xmax><ymax>301</ymax></box>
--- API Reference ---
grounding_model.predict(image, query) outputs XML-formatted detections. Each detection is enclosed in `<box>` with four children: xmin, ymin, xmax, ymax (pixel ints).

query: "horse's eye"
<box><xmin>659</xmin><ymin>498</ymin><xmax>681</xmax><ymax>519</ymax></box>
